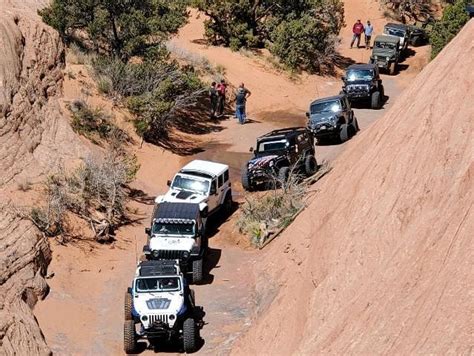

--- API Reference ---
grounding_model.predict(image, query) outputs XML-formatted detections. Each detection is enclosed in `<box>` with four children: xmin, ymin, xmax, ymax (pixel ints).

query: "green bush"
<box><xmin>39</xmin><ymin>0</ymin><xmax>189</xmax><ymax>60</ymax></box>
<box><xmin>194</xmin><ymin>0</ymin><xmax>345</xmax><ymax>72</ymax></box>
<box><xmin>430</xmin><ymin>0</ymin><xmax>469</xmax><ymax>58</ymax></box>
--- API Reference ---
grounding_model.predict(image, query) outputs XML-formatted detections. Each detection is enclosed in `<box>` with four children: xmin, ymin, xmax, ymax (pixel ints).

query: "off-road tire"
<box><xmin>304</xmin><ymin>155</ymin><xmax>317</xmax><ymax>176</ymax></box>
<box><xmin>241</xmin><ymin>168</ymin><xmax>252</xmax><ymax>191</ymax></box>
<box><xmin>352</xmin><ymin>117</ymin><xmax>360</xmax><ymax>132</ymax></box>
<box><xmin>183</xmin><ymin>318</ymin><xmax>198</xmax><ymax>353</ymax></box>
<box><xmin>371</xmin><ymin>91</ymin><xmax>381</xmax><ymax>109</ymax></box>
<box><xmin>192</xmin><ymin>258</ymin><xmax>203</xmax><ymax>284</ymax></box>
<box><xmin>379</xmin><ymin>85</ymin><xmax>385</xmax><ymax>101</ymax></box>
<box><xmin>124</xmin><ymin>292</ymin><xmax>133</xmax><ymax>321</ymax></box>
<box><xmin>278</xmin><ymin>166</ymin><xmax>290</xmax><ymax>184</ymax></box>
<box><xmin>339</xmin><ymin>124</ymin><xmax>349</xmax><ymax>142</ymax></box>
<box><xmin>124</xmin><ymin>320</ymin><xmax>137</xmax><ymax>354</ymax></box>
<box><xmin>223</xmin><ymin>192</ymin><xmax>233</xmax><ymax>215</ymax></box>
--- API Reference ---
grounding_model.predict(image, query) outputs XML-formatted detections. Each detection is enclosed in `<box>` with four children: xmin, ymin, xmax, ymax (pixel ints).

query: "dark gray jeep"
<box><xmin>306</xmin><ymin>94</ymin><xmax>359</xmax><ymax>143</ymax></box>
<box><xmin>370</xmin><ymin>35</ymin><xmax>400</xmax><ymax>75</ymax></box>
<box><xmin>341</xmin><ymin>64</ymin><xmax>384</xmax><ymax>109</ymax></box>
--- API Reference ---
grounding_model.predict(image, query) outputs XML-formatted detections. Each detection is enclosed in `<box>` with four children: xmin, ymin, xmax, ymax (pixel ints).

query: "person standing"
<box><xmin>235</xmin><ymin>83</ymin><xmax>251</xmax><ymax>125</ymax></box>
<box><xmin>364</xmin><ymin>20</ymin><xmax>374</xmax><ymax>49</ymax></box>
<box><xmin>216</xmin><ymin>79</ymin><xmax>227</xmax><ymax>116</ymax></box>
<box><xmin>209</xmin><ymin>81</ymin><xmax>218</xmax><ymax>118</ymax></box>
<box><xmin>350</xmin><ymin>19</ymin><xmax>365</xmax><ymax>48</ymax></box>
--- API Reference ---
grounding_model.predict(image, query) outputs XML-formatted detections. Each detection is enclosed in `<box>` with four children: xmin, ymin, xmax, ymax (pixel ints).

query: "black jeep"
<box><xmin>341</xmin><ymin>64</ymin><xmax>384</xmax><ymax>109</ymax></box>
<box><xmin>306</xmin><ymin>94</ymin><xmax>359</xmax><ymax>143</ymax></box>
<box><xmin>241</xmin><ymin>127</ymin><xmax>318</xmax><ymax>191</ymax></box>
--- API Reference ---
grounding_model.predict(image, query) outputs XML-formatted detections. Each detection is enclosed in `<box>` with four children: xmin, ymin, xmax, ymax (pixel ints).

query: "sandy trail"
<box><xmin>34</xmin><ymin>1</ymin><xmax>430</xmax><ymax>354</ymax></box>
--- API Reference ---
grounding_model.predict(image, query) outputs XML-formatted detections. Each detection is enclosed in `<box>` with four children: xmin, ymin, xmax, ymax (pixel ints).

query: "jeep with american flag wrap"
<box><xmin>241</xmin><ymin>127</ymin><xmax>318</xmax><ymax>191</ymax></box>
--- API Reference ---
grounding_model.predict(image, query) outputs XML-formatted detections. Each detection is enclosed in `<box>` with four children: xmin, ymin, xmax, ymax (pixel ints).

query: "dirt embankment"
<box><xmin>0</xmin><ymin>1</ymin><xmax>84</xmax><ymax>354</ymax></box>
<box><xmin>233</xmin><ymin>20</ymin><xmax>473</xmax><ymax>355</ymax></box>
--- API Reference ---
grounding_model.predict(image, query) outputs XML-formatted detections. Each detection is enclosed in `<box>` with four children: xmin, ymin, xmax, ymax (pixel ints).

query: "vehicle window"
<box><xmin>257</xmin><ymin>139</ymin><xmax>288</xmax><ymax>153</ymax></box>
<box><xmin>310</xmin><ymin>100</ymin><xmax>341</xmax><ymax>114</ymax></box>
<box><xmin>346</xmin><ymin>69</ymin><xmax>374</xmax><ymax>81</ymax></box>
<box><xmin>152</xmin><ymin>222</ymin><xmax>195</xmax><ymax>236</ymax></box>
<box><xmin>136</xmin><ymin>277</ymin><xmax>181</xmax><ymax>293</ymax></box>
<box><xmin>385</xmin><ymin>28</ymin><xmax>405</xmax><ymax>37</ymax></box>
<box><xmin>375</xmin><ymin>42</ymin><xmax>396</xmax><ymax>50</ymax></box>
<box><xmin>218</xmin><ymin>174</ymin><xmax>224</xmax><ymax>188</ymax></box>
<box><xmin>223</xmin><ymin>170</ymin><xmax>229</xmax><ymax>182</ymax></box>
<box><xmin>172</xmin><ymin>174</ymin><xmax>209</xmax><ymax>194</ymax></box>
<box><xmin>210</xmin><ymin>180</ymin><xmax>216</xmax><ymax>193</ymax></box>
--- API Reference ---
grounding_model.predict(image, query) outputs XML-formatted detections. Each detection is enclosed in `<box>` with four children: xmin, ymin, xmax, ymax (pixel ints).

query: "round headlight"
<box><xmin>152</xmin><ymin>250</ymin><xmax>159</xmax><ymax>258</ymax></box>
<box><xmin>141</xmin><ymin>315</ymin><xmax>148</xmax><ymax>321</ymax></box>
<box><xmin>169</xmin><ymin>315</ymin><xmax>176</xmax><ymax>320</ymax></box>
<box><xmin>183</xmin><ymin>251</ymin><xmax>189</xmax><ymax>259</ymax></box>
<box><xmin>386</xmin><ymin>56</ymin><xmax>390</xmax><ymax>61</ymax></box>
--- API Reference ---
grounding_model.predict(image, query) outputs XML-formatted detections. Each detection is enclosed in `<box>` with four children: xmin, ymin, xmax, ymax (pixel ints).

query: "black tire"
<box><xmin>223</xmin><ymin>192</ymin><xmax>233</xmax><ymax>215</ymax></box>
<box><xmin>352</xmin><ymin>117</ymin><xmax>360</xmax><ymax>132</ymax></box>
<box><xmin>183</xmin><ymin>318</ymin><xmax>198</xmax><ymax>353</ymax></box>
<box><xmin>124</xmin><ymin>292</ymin><xmax>133</xmax><ymax>321</ymax></box>
<box><xmin>124</xmin><ymin>320</ymin><xmax>137</xmax><ymax>354</ymax></box>
<box><xmin>278</xmin><ymin>166</ymin><xmax>290</xmax><ymax>184</ymax></box>
<box><xmin>192</xmin><ymin>258</ymin><xmax>203</xmax><ymax>284</ymax></box>
<box><xmin>371</xmin><ymin>91</ymin><xmax>381</xmax><ymax>110</ymax></box>
<box><xmin>304</xmin><ymin>155</ymin><xmax>317</xmax><ymax>176</ymax></box>
<box><xmin>339</xmin><ymin>124</ymin><xmax>349</xmax><ymax>142</ymax></box>
<box><xmin>379</xmin><ymin>85</ymin><xmax>385</xmax><ymax>101</ymax></box>
<box><xmin>241</xmin><ymin>168</ymin><xmax>252</xmax><ymax>191</ymax></box>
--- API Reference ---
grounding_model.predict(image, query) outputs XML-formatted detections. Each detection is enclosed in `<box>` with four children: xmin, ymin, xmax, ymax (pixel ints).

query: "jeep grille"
<box><xmin>347</xmin><ymin>84</ymin><xmax>369</xmax><ymax>93</ymax></box>
<box><xmin>149</xmin><ymin>314</ymin><xmax>169</xmax><ymax>326</ymax></box>
<box><xmin>156</xmin><ymin>250</ymin><xmax>187</xmax><ymax>259</ymax></box>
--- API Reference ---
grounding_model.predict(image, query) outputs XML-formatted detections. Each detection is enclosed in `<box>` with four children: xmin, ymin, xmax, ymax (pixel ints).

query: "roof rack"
<box><xmin>138</xmin><ymin>260</ymin><xmax>180</xmax><ymax>277</ymax></box>
<box><xmin>258</xmin><ymin>127</ymin><xmax>306</xmax><ymax>139</ymax></box>
<box><xmin>153</xmin><ymin>202</ymin><xmax>200</xmax><ymax>221</ymax></box>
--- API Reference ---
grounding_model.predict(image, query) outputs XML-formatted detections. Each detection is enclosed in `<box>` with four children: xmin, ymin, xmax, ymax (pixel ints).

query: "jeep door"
<box><xmin>207</xmin><ymin>178</ymin><xmax>219</xmax><ymax>212</ymax></box>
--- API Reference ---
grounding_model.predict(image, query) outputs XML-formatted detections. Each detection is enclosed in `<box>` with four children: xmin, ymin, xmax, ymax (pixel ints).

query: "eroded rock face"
<box><xmin>0</xmin><ymin>2</ymin><xmax>82</xmax><ymax>354</ymax></box>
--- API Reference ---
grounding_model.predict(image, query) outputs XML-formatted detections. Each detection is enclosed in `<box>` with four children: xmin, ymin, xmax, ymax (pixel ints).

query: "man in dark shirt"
<box><xmin>235</xmin><ymin>83</ymin><xmax>251</xmax><ymax>125</ymax></box>
<box><xmin>209</xmin><ymin>81</ymin><xmax>218</xmax><ymax>118</ymax></box>
<box><xmin>216</xmin><ymin>79</ymin><xmax>227</xmax><ymax>116</ymax></box>
<box><xmin>351</xmin><ymin>19</ymin><xmax>365</xmax><ymax>48</ymax></box>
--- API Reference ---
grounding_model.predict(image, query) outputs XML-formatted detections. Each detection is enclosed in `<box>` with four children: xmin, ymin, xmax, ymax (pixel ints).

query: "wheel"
<box><xmin>304</xmin><ymin>155</ymin><xmax>317</xmax><ymax>176</ymax></box>
<box><xmin>379</xmin><ymin>85</ymin><xmax>385</xmax><ymax>101</ymax></box>
<box><xmin>371</xmin><ymin>91</ymin><xmax>381</xmax><ymax>109</ymax></box>
<box><xmin>339</xmin><ymin>124</ymin><xmax>349</xmax><ymax>142</ymax></box>
<box><xmin>192</xmin><ymin>258</ymin><xmax>203</xmax><ymax>284</ymax></box>
<box><xmin>241</xmin><ymin>168</ymin><xmax>252</xmax><ymax>191</ymax></box>
<box><xmin>352</xmin><ymin>117</ymin><xmax>360</xmax><ymax>132</ymax></box>
<box><xmin>223</xmin><ymin>192</ymin><xmax>233</xmax><ymax>215</ymax></box>
<box><xmin>183</xmin><ymin>317</ymin><xmax>198</xmax><ymax>353</ymax></box>
<box><xmin>124</xmin><ymin>320</ymin><xmax>137</xmax><ymax>354</ymax></box>
<box><xmin>278</xmin><ymin>166</ymin><xmax>290</xmax><ymax>184</ymax></box>
<box><xmin>124</xmin><ymin>292</ymin><xmax>133</xmax><ymax>321</ymax></box>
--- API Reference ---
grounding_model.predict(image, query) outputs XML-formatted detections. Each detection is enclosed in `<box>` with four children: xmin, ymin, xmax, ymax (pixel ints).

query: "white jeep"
<box><xmin>144</xmin><ymin>202</ymin><xmax>207</xmax><ymax>283</ymax></box>
<box><xmin>156</xmin><ymin>159</ymin><xmax>233</xmax><ymax>217</ymax></box>
<box><xmin>124</xmin><ymin>260</ymin><xmax>199</xmax><ymax>354</ymax></box>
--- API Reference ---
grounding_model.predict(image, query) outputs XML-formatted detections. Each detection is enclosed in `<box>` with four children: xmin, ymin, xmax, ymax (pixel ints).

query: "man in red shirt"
<box><xmin>351</xmin><ymin>19</ymin><xmax>365</xmax><ymax>48</ymax></box>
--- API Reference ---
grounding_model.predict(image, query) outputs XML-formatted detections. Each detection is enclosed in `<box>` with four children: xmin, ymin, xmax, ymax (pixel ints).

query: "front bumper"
<box><xmin>344</xmin><ymin>86</ymin><xmax>370</xmax><ymax>99</ymax></box>
<box><xmin>309</xmin><ymin>124</ymin><xmax>339</xmax><ymax>137</ymax></box>
<box><xmin>247</xmin><ymin>168</ymin><xmax>275</xmax><ymax>183</ymax></box>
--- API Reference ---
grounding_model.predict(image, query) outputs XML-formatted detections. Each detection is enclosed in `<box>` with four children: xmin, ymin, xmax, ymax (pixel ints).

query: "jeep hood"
<box><xmin>345</xmin><ymin>79</ymin><xmax>371</xmax><ymax>86</ymax></box>
<box><xmin>149</xmin><ymin>236</ymin><xmax>195</xmax><ymax>252</ymax></box>
<box><xmin>156</xmin><ymin>189</ymin><xmax>207</xmax><ymax>205</ymax></box>
<box><xmin>134</xmin><ymin>291</ymin><xmax>184</xmax><ymax>328</ymax></box>
<box><xmin>372</xmin><ymin>48</ymin><xmax>395</xmax><ymax>57</ymax></box>
<box><xmin>248</xmin><ymin>155</ymin><xmax>278</xmax><ymax>168</ymax></box>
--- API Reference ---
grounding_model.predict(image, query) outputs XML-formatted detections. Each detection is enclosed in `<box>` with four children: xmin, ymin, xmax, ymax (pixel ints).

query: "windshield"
<box><xmin>152</xmin><ymin>222</ymin><xmax>195</xmax><ymax>236</ymax></box>
<box><xmin>375</xmin><ymin>41</ymin><xmax>396</xmax><ymax>50</ymax></box>
<box><xmin>135</xmin><ymin>277</ymin><xmax>181</xmax><ymax>293</ymax></box>
<box><xmin>256</xmin><ymin>139</ymin><xmax>288</xmax><ymax>153</ymax></box>
<box><xmin>171</xmin><ymin>174</ymin><xmax>209</xmax><ymax>194</ymax></box>
<box><xmin>385</xmin><ymin>28</ymin><xmax>405</xmax><ymax>37</ymax></box>
<box><xmin>310</xmin><ymin>100</ymin><xmax>341</xmax><ymax>114</ymax></box>
<box><xmin>346</xmin><ymin>69</ymin><xmax>374</xmax><ymax>81</ymax></box>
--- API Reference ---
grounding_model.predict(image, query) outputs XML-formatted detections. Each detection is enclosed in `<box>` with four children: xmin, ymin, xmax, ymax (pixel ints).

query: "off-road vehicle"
<box><xmin>144</xmin><ymin>202</ymin><xmax>207</xmax><ymax>284</ymax></box>
<box><xmin>124</xmin><ymin>260</ymin><xmax>199</xmax><ymax>354</ymax></box>
<box><xmin>383</xmin><ymin>23</ymin><xmax>410</xmax><ymax>51</ymax></box>
<box><xmin>407</xmin><ymin>23</ymin><xmax>429</xmax><ymax>46</ymax></box>
<box><xmin>241</xmin><ymin>127</ymin><xmax>318</xmax><ymax>191</ymax></box>
<box><xmin>370</xmin><ymin>35</ymin><xmax>401</xmax><ymax>75</ymax></box>
<box><xmin>306</xmin><ymin>94</ymin><xmax>359</xmax><ymax>143</ymax></box>
<box><xmin>341</xmin><ymin>64</ymin><xmax>384</xmax><ymax>109</ymax></box>
<box><xmin>156</xmin><ymin>159</ymin><xmax>232</xmax><ymax>218</ymax></box>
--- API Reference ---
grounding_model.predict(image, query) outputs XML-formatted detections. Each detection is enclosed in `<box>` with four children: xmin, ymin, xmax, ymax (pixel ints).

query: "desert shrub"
<box><xmin>382</xmin><ymin>0</ymin><xmax>435</xmax><ymax>22</ymax></box>
<box><xmin>68</xmin><ymin>99</ymin><xmax>124</xmax><ymax>143</ymax></box>
<box><xmin>430</xmin><ymin>0</ymin><xmax>469</xmax><ymax>58</ymax></box>
<box><xmin>91</xmin><ymin>57</ymin><xmax>205</xmax><ymax>140</ymax></box>
<box><xmin>39</xmin><ymin>0</ymin><xmax>189</xmax><ymax>60</ymax></box>
<box><xmin>194</xmin><ymin>0</ymin><xmax>345</xmax><ymax>72</ymax></box>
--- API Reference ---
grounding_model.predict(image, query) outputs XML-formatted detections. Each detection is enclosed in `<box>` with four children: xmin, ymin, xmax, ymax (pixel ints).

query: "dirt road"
<box><xmin>34</xmin><ymin>3</ymin><xmax>427</xmax><ymax>354</ymax></box>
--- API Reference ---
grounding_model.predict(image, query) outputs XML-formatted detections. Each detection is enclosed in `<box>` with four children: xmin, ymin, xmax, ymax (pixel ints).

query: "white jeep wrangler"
<box><xmin>124</xmin><ymin>260</ymin><xmax>199</xmax><ymax>354</ymax></box>
<box><xmin>156</xmin><ymin>159</ymin><xmax>233</xmax><ymax>218</ymax></box>
<box><xmin>144</xmin><ymin>202</ymin><xmax>207</xmax><ymax>284</ymax></box>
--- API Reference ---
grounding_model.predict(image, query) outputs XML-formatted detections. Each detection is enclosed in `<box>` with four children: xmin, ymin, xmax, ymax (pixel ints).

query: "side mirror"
<box><xmin>145</xmin><ymin>227</ymin><xmax>151</xmax><ymax>235</ymax></box>
<box><xmin>166</xmin><ymin>179</ymin><xmax>171</xmax><ymax>187</ymax></box>
<box><xmin>305</xmin><ymin>112</ymin><xmax>310</xmax><ymax>118</ymax></box>
<box><xmin>249</xmin><ymin>146</ymin><xmax>254</xmax><ymax>153</ymax></box>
